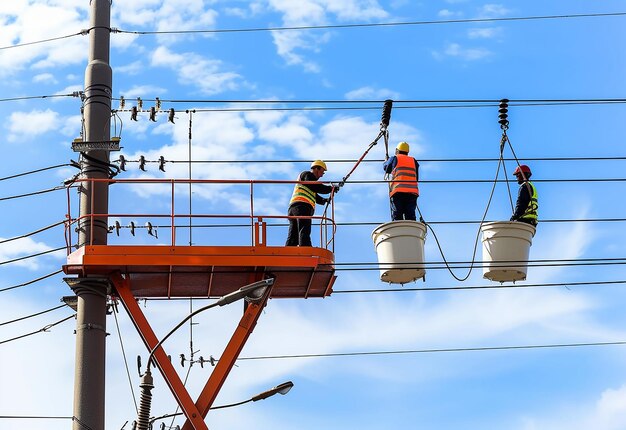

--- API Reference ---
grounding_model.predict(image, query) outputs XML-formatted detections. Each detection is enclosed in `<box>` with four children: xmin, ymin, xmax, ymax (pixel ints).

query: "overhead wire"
<box><xmin>112</xmin><ymin>303</ymin><xmax>139</xmax><ymax>414</ymax></box>
<box><xmin>1</xmin><ymin>12</ymin><xmax>622</xmax><ymax>51</ymax></box>
<box><xmin>0</xmin><ymin>313</ymin><xmax>75</xmax><ymax>345</ymax></box>
<box><xmin>117</xmin><ymin>11</ymin><xmax>626</xmax><ymax>36</ymax></box>
<box><xmin>0</xmin><ymin>220</ymin><xmax>66</xmax><ymax>245</ymax></box>
<box><xmin>0</xmin><ymin>185</ymin><xmax>68</xmax><ymax>202</ymax></box>
<box><xmin>0</xmin><ymin>246</ymin><xmax>66</xmax><ymax>267</ymax></box>
<box><xmin>0</xmin><ymin>304</ymin><xmax>68</xmax><ymax>327</ymax></box>
<box><xmin>0</xmin><ymin>270</ymin><xmax>63</xmax><ymax>293</ymax></box>
<box><xmin>236</xmin><ymin>340</ymin><xmax>626</xmax><ymax>362</ymax></box>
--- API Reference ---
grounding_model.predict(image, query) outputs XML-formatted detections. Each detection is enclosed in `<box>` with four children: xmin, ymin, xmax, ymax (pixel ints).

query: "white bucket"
<box><xmin>372</xmin><ymin>220</ymin><xmax>427</xmax><ymax>284</ymax></box>
<box><xmin>481</xmin><ymin>221</ymin><xmax>536</xmax><ymax>282</ymax></box>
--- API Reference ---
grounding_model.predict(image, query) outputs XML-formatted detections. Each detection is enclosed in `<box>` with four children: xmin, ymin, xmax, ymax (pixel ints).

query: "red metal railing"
<box><xmin>65</xmin><ymin>177</ymin><xmax>337</xmax><ymax>252</ymax></box>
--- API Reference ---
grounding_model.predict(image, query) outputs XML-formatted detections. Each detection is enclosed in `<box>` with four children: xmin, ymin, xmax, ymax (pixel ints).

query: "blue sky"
<box><xmin>2</xmin><ymin>1</ymin><xmax>626</xmax><ymax>429</ymax></box>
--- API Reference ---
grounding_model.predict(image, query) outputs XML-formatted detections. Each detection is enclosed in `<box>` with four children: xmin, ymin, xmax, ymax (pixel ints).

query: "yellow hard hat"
<box><xmin>311</xmin><ymin>160</ymin><xmax>327</xmax><ymax>171</ymax></box>
<box><xmin>396</xmin><ymin>141</ymin><xmax>410</xmax><ymax>152</ymax></box>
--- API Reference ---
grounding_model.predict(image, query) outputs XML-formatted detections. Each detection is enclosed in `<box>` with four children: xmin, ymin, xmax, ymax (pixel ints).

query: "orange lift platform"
<box><xmin>62</xmin><ymin>178</ymin><xmax>337</xmax><ymax>430</ymax></box>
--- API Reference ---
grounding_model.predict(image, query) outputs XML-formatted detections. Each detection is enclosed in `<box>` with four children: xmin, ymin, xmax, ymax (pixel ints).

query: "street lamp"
<box><xmin>148</xmin><ymin>381</ymin><xmax>294</xmax><ymax>426</ymax></box>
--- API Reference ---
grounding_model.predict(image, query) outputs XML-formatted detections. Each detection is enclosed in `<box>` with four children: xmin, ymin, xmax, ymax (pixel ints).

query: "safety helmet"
<box><xmin>513</xmin><ymin>164</ymin><xmax>531</xmax><ymax>176</ymax></box>
<box><xmin>311</xmin><ymin>160</ymin><xmax>327</xmax><ymax>171</ymax></box>
<box><xmin>396</xmin><ymin>141</ymin><xmax>410</xmax><ymax>152</ymax></box>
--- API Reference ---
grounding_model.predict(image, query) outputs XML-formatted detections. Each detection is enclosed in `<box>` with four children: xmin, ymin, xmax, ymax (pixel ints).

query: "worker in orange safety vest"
<box><xmin>383</xmin><ymin>141</ymin><xmax>420</xmax><ymax>221</ymax></box>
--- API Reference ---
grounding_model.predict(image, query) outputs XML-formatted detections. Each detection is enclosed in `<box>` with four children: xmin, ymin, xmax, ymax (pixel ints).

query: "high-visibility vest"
<box><xmin>289</xmin><ymin>175</ymin><xmax>317</xmax><ymax>208</ymax></box>
<box><xmin>389</xmin><ymin>154</ymin><xmax>419</xmax><ymax>197</ymax></box>
<box><xmin>520</xmin><ymin>181</ymin><xmax>538</xmax><ymax>222</ymax></box>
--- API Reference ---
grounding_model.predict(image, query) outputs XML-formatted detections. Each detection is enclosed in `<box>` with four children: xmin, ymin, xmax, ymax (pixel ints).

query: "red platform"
<box><xmin>63</xmin><ymin>245</ymin><xmax>336</xmax><ymax>299</ymax></box>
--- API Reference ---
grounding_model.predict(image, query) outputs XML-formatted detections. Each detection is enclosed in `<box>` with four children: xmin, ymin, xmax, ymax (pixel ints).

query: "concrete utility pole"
<box><xmin>68</xmin><ymin>1</ymin><xmax>113</xmax><ymax>429</ymax></box>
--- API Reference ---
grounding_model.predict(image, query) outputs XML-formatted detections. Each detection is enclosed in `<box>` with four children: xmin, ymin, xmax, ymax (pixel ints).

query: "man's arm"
<box><xmin>301</xmin><ymin>171</ymin><xmax>332</xmax><ymax>194</ymax></box>
<box><xmin>511</xmin><ymin>184</ymin><xmax>531</xmax><ymax>220</ymax></box>
<box><xmin>383</xmin><ymin>156</ymin><xmax>397</xmax><ymax>174</ymax></box>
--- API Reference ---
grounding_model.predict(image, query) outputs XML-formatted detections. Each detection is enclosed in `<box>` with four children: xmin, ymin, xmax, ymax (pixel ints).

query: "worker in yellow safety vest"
<box><xmin>286</xmin><ymin>160</ymin><xmax>336</xmax><ymax>246</ymax></box>
<box><xmin>510</xmin><ymin>164</ymin><xmax>539</xmax><ymax>226</ymax></box>
<box><xmin>383</xmin><ymin>141</ymin><xmax>420</xmax><ymax>221</ymax></box>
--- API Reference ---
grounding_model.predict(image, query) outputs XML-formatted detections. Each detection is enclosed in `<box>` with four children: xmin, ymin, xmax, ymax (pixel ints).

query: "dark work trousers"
<box><xmin>286</xmin><ymin>203</ymin><xmax>315</xmax><ymax>246</ymax></box>
<box><xmin>390</xmin><ymin>193</ymin><xmax>418</xmax><ymax>221</ymax></box>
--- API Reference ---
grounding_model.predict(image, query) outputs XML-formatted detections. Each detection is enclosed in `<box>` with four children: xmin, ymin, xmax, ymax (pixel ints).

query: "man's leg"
<box><xmin>390</xmin><ymin>196</ymin><xmax>402</xmax><ymax>221</ymax></box>
<box><xmin>285</xmin><ymin>206</ymin><xmax>299</xmax><ymax>246</ymax></box>
<box><xmin>297</xmin><ymin>205</ymin><xmax>314</xmax><ymax>246</ymax></box>
<box><xmin>405</xmin><ymin>194</ymin><xmax>418</xmax><ymax>221</ymax></box>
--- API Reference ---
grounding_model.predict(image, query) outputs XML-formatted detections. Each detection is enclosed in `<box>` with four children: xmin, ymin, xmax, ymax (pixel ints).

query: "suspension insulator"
<box><xmin>381</xmin><ymin>99</ymin><xmax>393</xmax><ymax>129</ymax></box>
<box><xmin>498</xmin><ymin>98</ymin><xmax>509</xmax><ymax>130</ymax></box>
<box><xmin>136</xmin><ymin>371</ymin><xmax>154</xmax><ymax>430</ymax></box>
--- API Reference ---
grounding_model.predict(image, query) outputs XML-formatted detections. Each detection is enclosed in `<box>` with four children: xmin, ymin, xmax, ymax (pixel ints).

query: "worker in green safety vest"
<box><xmin>510</xmin><ymin>164</ymin><xmax>538</xmax><ymax>227</ymax></box>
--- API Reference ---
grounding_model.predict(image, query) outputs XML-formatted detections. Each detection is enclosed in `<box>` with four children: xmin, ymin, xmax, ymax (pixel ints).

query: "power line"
<box><xmin>0</xmin><ymin>163</ymin><xmax>75</xmax><ymax>181</ymax></box>
<box><xmin>0</xmin><ymin>246</ymin><xmax>66</xmax><ymax>267</ymax></box>
<box><xmin>237</xmin><ymin>340</ymin><xmax>626</xmax><ymax>361</ymax></box>
<box><xmin>0</xmin><ymin>314</ymin><xmax>75</xmax><ymax>345</ymax></box>
<box><xmin>0</xmin><ymin>94</ymin><xmax>80</xmax><ymax>103</ymax></box>
<box><xmin>0</xmin><ymin>270</ymin><xmax>63</xmax><ymax>293</ymax></box>
<box><xmin>332</xmin><ymin>279</ymin><xmax>626</xmax><ymax>294</ymax></box>
<box><xmin>117</xmin><ymin>11</ymin><xmax>626</xmax><ymax>36</ymax></box>
<box><xmin>0</xmin><ymin>30</ymin><xmax>85</xmax><ymax>50</ymax></box>
<box><xmin>0</xmin><ymin>185</ymin><xmax>68</xmax><ymax>202</ymax></box>
<box><xmin>0</xmin><ymin>304</ymin><xmax>68</xmax><ymax>327</ymax></box>
<box><xmin>0</xmin><ymin>220</ymin><xmax>66</xmax><ymax>245</ymax></box>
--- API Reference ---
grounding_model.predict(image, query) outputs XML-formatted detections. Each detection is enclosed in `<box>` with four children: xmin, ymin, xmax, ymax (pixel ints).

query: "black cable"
<box><xmin>0</xmin><ymin>270</ymin><xmax>63</xmax><ymax>293</ymax></box>
<box><xmin>0</xmin><ymin>304</ymin><xmax>68</xmax><ymax>327</ymax></box>
<box><xmin>114</xmin><ymin>100</ymin><xmax>626</xmax><ymax>114</ymax></box>
<box><xmin>0</xmin><ymin>314</ymin><xmax>75</xmax><ymax>345</ymax></box>
<box><xmin>0</xmin><ymin>31</ymin><xmax>84</xmax><ymax>50</ymax></box>
<box><xmin>112</xmin><ymin>305</ymin><xmax>139</xmax><ymax>414</ymax></box>
<box><xmin>0</xmin><ymin>164</ymin><xmax>75</xmax><ymax>181</ymax></box>
<box><xmin>0</xmin><ymin>220</ymin><xmax>66</xmax><ymax>245</ymax></box>
<box><xmin>237</xmin><ymin>340</ymin><xmax>626</xmax><ymax>362</ymax></box>
<box><xmin>0</xmin><ymin>246</ymin><xmax>66</xmax><ymax>267</ymax></box>
<box><xmin>118</xmin><ymin>11</ymin><xmax>626</xmax><ymax>36</ymax></box>
<box><xmin>0</xmin><ymin>185</ymin><xmax>67</xmax><ymax>202</ymax></box>
<box><xmin>0</xmin><ymin>93</ymin><xmax>80</xmax><ymax>103</ymax></box>
<box><xmin>332</xmin><ymin>279</ymin><xmax>626</xmax><ymax>293</ymax></box>
<box><xmin>154</xmin><ymin>156</ymin><xmax>626</xmax><ymax>164</ymax></box>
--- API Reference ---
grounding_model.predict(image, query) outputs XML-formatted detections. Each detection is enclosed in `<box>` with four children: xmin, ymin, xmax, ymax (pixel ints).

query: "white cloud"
<box><xmin>32</xmin><ymin>73</ymin><xmax>58</xmax><ymax>84</ymax></box>
<box><xmin>268</xmin><ymin>0</ymin><xmax>389</xmax><ymax>71</ymax></box>
<box><xmin>468</xmin><ymin>27</ymin><xmax>501</xmax><ymax>39</ymax></box>
<box><xmin>478</xmin><ymin>3</ymin><xmax>511</xmax><ymax>18</ymax></box>
<box><xmin>433</xmin><ymin>42</ymin><xmax>492</xmax><ymax>61</ymax></box>
<box><xmin>7</xmin><ymin>109</ymin><xmax>61</xmax><ymax>142</ymax></box>
<box><xmin>438</xmin><ymin>9</ymin><xmax>462</xmax><ymax>18</ymax></box>
<box><xmin>0</xmin><ymin>237</ymin><xmax>55</xmax><ymax>270</ymax></box>
<box><xmin>120</xmin><ymin>84</ymin><xmax>168</xmax><ymax>99</ymax></box>
<box><xmin>345</xmin><ymin>86</ymin><xmax>400</xmax><ymax>100</ymax></box>
<box><xmin>151</xmin><ymin>46</ymin><xmax>243</xmax><ymax>95</ymax></box>
<box><xmin>0</xmin><ymin>3</ymin><xmax>88</xmax><ymax>76</ymax></box>
<box><xmin>520</xmin><ymin>384</ymin><xmax>626</xmax><ymax>430</ymax></box>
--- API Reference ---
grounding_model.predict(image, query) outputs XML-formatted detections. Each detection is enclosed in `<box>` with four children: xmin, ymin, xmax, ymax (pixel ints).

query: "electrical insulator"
<box><xmin>168</xmin><ymin>108</ymin><xmax>176</xmax><ymax>124</ymax></box>
<box><xmin>135</xmin><ymin>371</ymin><xmax>154</xmax><ymax>430</ymax></box>
<box><xmin>119</xmin><ymin>155</ymin><xmax>127</xmax><ymax>171</ymax></box>
<box><xmin>139</xmin><ymin>155</ymin><xmax>146</xmax><ymax>171</ymax></box>
<box><xmin>158</xmin><ymin>156</ymin><xmax>166</xmax><ymax>172</ymax></box>
<box><xmin>115</xmin><ymin>221</ymin><xmax>121</xmax><ymax>236</ymax></box>
<box><xmin>156</xmin><ymin>97</ymin><xmax>161</xmax><ymax>110</ymax></box>
<box><xmin>119</xmin><ymin>96</ymin><xmax>125</xmax><ymax>109</ymax></box>
<box><xmin>498</xmin><ymin>98</ymin><xmax>509</xmax><ymax>130</ymax></box>
<box><xmin>129</xmin><ymin>221</ymin><xmax>136</xmax><ymax>236</ymax></box>
<box><xmin>381</xmin><ymin>99</ymin><xmax>393</xmax><ymax>129</ymax></box>
<box><xmin>137</xmin><ymin>97</ymin><xmax>143</xmax><ymax>109</ymax></box>
<box><xmin>149</xmin><ymin>106</ymin><xmax>157</xmax><ymax>122</ymax></box>
<box><xmin>130</xmin><ymin>106</ymin><xmax>138</xmax><ymax>121</ymax></box>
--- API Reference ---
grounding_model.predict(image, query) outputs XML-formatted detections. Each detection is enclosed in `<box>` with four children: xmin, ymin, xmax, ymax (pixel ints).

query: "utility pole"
<box><xmin>67</xmin><ymin>1</ymin><xmax>113</xmax><ymax>429</ymax></box>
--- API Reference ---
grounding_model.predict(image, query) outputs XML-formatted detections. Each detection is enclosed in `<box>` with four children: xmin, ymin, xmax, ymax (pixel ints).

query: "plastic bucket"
<box><xmin>372</xmin><ymin>220</ymin><xmax>427</xmax><ymax>284</ymax></box>
<box><xmin>480</xmin><ymin>221</ymin><xmax>536</xmax><ymax>282</ymax></box>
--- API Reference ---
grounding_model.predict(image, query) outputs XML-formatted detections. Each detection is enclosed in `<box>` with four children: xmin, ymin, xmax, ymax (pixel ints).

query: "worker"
<box><xmin>285</xmin><ymin>160</ymin><xmax>336</xmax><ymax>247</ymax></box>
<box><xmin>510</xmin><ymin>164</ymin><xmax>538</xmax><ymax>226</ymax></box>
<box><xmin>383</xmin><ymin>141</ymin><xmax>420</xmax><ymax>221</ymax></box>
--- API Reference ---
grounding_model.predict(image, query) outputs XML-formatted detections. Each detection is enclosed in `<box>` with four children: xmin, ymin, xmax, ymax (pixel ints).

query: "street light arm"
<box><xmin>145</xmin><ymin>277</ymin><xmax>274</xmax><ymax>372</ymax></box>
<box><xmin>148</xmin><ymin>380</ymin><xmax>293</xmax><ymax>425</ymax></box>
